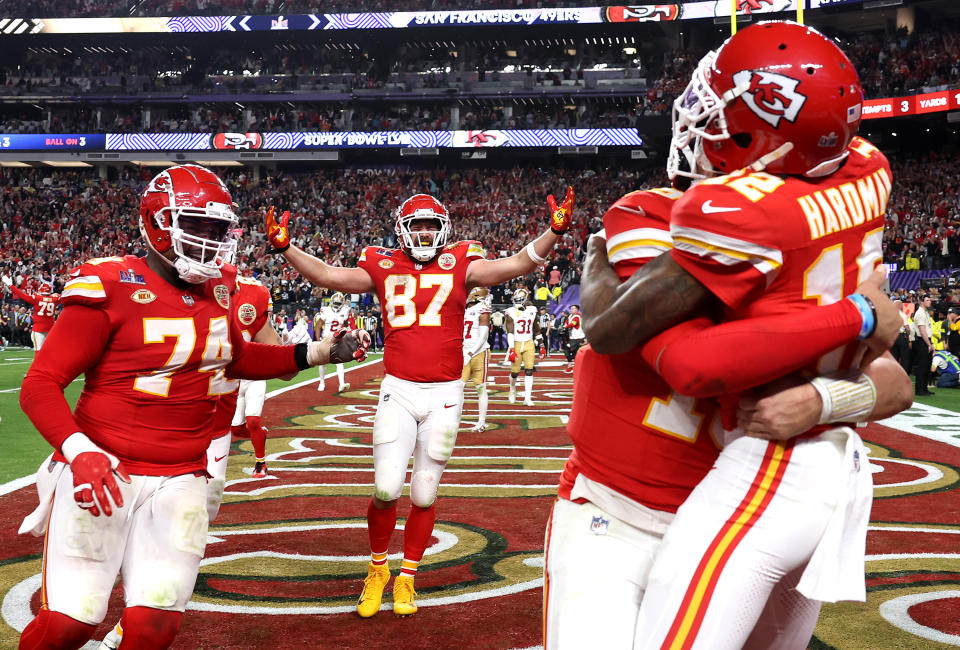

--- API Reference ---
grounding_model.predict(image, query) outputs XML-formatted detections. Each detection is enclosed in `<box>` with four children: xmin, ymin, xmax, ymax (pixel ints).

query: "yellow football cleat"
<box><xmin>393</xmin><ymin>574</ymin><xmax>418</xmax><ymax>617</ymax></box>
<box><xmin>357</xmin><ymin>562</ymin><xmax>391</xmax><ymax>618</ymax></box>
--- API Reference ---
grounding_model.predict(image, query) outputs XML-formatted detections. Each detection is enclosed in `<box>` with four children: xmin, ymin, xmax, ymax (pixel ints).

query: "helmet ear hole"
<box><xmin>732</xmin><ymin>132</ymin><xmax>753</xmax><ymax>149</ymax></box>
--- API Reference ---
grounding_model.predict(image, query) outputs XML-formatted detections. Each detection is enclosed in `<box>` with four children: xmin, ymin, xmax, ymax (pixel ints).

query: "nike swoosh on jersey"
<box><xmin>701</xmin><ymin>200</ymin><xmax>742</xmax><ymax>214</ymax></box>
<box><xmin>214</xmin><ymin>454</ymin><xmax>227</xmax><ymax>462</ymax></box>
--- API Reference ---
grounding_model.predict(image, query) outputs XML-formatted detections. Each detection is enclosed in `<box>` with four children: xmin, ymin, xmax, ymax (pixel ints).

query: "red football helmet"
<box><xmin>38</xmin><ymin>282</ymin><xmax>52</xmax><ymax>295</ymax></box>
<box><xmin>394</xmin><ymin>194</ymin><xmax>451</xmax><ymax>262</ymax></box>
<box><xmin>139</xmin><ymin>164</ymin><xmax>239</xmax><ymax>284</ymax></box>
<box><xmin>668</xmin><ymin>21</ymin><xmax>863</xmax><ymax>181</ymax></box>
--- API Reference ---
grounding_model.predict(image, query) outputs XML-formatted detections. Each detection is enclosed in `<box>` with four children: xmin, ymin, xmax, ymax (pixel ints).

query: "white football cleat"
<box><xmin>508</xmin><ymin>390</ymin><xmax>516</xmax><ymax>404</ymax></box>
<box><xmin>338</xmin><ymin>382</ymin><xmax>350</xmax><ymax>393</ymax></box>
<box><xmin>524</xmin><ymin>399</ymin><xmax>535</xmax><ymax>407</ymax></box>
<box><xmin>317</xmin><ymin>382</ymin><xmax>326</xmax><ymax>392</ymax></box>
<box><xmin>470</xmin><ymin>422</ymin><xmax>486</xmax><ymax>433</ymax></box>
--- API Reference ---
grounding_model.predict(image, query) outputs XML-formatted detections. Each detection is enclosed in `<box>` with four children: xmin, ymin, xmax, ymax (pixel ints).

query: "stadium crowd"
<box><xmin>0</xmin><ymin>163</ymin><xmax>637</xmax><ymax>346</ymax></box>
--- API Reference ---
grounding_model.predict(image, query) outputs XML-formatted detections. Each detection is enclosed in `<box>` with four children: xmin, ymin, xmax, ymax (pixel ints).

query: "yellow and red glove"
<box><xmin>266</xmin><ymin>206</ymin><xmax>292</xmax><ymax>253</ymax></box>
<box><xmin>547</xmin><ymin>186</ymin><xmax>575</xmax><ymax>235</ymax></box>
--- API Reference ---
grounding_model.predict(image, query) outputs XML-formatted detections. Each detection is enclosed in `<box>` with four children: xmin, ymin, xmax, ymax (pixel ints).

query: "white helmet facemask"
<box><xmin>147</xmin><ymin>201</ymin><xmax>238</xmax><ymax>284</ymax></box>
<box><xmin>396</xmin><ymin>215</ymin><xmax>451</xmax><ymax>262</ymax></box>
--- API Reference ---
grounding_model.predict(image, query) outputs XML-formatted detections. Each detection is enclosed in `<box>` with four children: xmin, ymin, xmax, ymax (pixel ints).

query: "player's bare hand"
<box><xmin>329</xmin><ymin>328</ymin><xmax>371</xmax><ymax>364</ymax></box>
<box><xmin>265</xmin><ymin>206</ymin><xmax>291</xmax><ymax>254</ymax></box>
<box><xmin>547</xmin><ymin>186</ymin><xmax>575</xmax><ymax>234</ymax></box>
<box><xmin>739</xmin><ymin>376</ymin><xmax>821</xmax><ymax>441</ymax></box>
<box><xmin>854</xmin><ymin>268</ymin><xmax>899</xmax><ymax>365</ymax></box>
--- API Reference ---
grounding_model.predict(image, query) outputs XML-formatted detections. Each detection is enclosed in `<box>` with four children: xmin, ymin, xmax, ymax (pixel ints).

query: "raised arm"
<box><xmin>465</xmin><ymin>187</ymin><xmax>574</xmax><ymax>288</ymax></box>
<box><xmin>265</xmin><ymin>207</ymin><xmax>375</xmax><ymax>294</ymax></box>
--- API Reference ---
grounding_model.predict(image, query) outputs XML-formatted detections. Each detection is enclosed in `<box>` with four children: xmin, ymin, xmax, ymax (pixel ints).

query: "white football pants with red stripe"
<box><xmin>634</xmin><ymin>428</ymin><xmax>870</xmax><ymax>650</ymax></box>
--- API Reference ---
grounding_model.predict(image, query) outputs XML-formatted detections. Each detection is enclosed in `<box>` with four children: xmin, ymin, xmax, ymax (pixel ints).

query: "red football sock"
<box><xmin>230</xmin><ymin>423</ymin><xmax>248</xmax><ymax>438</ymax></box>
<box><xmin>18</xmin><ymin>608</ymin><xmax>96</xmax><ymax>650</ymax></box>
<box><xmin>402</xmin><ymin>503</ymin><xmax>437</xmax><ymax>575</ymax></box>
<box><xmin>117</xmin><ymin>607</ymin><xmax>182</xmax><ymax>650</ymax></box>
<box><xmin>247</xmin><ymin>416</ymin><xmax>266</xmax><ymax>460</ymax></box>
<box><xmin>367</xmin><ymin>499</ymin><xmax>398</xmax><ymax>564</ymax></box>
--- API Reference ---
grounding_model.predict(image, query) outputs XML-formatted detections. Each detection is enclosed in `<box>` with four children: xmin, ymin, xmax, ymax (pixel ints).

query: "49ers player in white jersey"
<box><xmin>504</xmin><ymin>288</ymin><xmax>545</xmax><ymax>406</ymax></box>
<box><xmin>579</xmin><ymin>22</ymin><xmax>912</xmax><ymax>649</ymax></box>
<box><xmin>266</xmin><ymin>187</ymin><xmax>575</xmax><ymax>618</ymax></box>
<box><xmin>314</xmin><ymin>291</ymin><xmax>355</xmax><ymax>393</ymax></box>
<box><xmin>462</xmin><ymin>286</ymin><xmax>492</xmax><ymax>432</ymax></box>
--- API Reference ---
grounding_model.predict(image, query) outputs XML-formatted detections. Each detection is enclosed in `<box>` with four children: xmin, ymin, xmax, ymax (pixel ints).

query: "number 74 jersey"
<box><xmin>359</xmin><ymin>241</ymin><xmax>485</xmax><ymax>382</ymax></box>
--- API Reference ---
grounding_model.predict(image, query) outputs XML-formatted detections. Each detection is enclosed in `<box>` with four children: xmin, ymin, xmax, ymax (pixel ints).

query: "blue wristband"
<box><xmin>846</xmin><ymin>293</ymin><xmax>877</xmax><ymax>340</ymax></box>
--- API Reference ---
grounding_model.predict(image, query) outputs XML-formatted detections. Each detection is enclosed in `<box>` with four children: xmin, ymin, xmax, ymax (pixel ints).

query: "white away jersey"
<box><xmin>463</xmin><ymin>300</ymin><xmax>492</xmax><ymax>355</ymax></box>
<box><xmin>507</xmin><ymin>305</ymin><xmax>538</xmax><ymax>342</ymax></box>
<box><xmin>317</xmin><ymin>305</ymin><xmax>351</xmax><ymax>338</ymax></box>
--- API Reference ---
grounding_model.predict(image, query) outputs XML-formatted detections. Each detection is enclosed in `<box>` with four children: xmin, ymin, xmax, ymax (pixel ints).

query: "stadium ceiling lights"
<box><xmin>129</xmin><ymin>160</ymin><xmax>177</xmax><ymax>167</ymax></box>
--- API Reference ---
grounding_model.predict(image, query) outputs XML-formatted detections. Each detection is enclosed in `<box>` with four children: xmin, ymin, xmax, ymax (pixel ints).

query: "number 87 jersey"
<box><xmin>359</xmin><ymin>240</ymin><xmax>485</xmax><ymax>383</ymax></box>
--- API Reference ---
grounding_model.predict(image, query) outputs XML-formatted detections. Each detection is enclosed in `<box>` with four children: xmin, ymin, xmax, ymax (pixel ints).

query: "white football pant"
<box><xmin>42</xmin><ymin>468</ymin><xmax>207</xmax><ymax>625</ymax></box>
<box><xmin>371</xmin><ymin>374</ymin><xmax>464</xmax><ymax>507</ymax></box>
<box><xmin>230</xmin><ymin>379</ymin><xmax>266</xmax><ymax>425</ymax></box>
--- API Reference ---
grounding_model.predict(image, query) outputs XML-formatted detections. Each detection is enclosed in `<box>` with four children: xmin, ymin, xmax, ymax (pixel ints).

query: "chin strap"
<box><xmin>748</xmin><ymin>142</ymin><xmax>795</xmax><ymax>173</ymax></box>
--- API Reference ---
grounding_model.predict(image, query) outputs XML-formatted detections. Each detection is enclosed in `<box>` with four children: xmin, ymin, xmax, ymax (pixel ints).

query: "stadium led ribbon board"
<box><xmin>0</xmin><ymin>129</ymin><xmax>642</xmax><ymax>151</ymax></box>
<box><xmin>3</xmin><ymin>2</ymin><xmax>806</xmax><ymax>34</ymax></box>
<box><xmin>861</xmin><ymin>90</ymin><xmax>960</xmax><ymax>120</ymax></box>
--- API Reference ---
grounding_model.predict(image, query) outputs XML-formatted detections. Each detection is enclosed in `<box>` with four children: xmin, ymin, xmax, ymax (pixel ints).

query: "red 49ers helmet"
<box><xmin>394</xmin><ymin>194</ymin><xmax>451</xmax><ymax>262</ymax></box>
<box><xmin>668</xmin><ymin>21</ymin><xmax>863</xmax><ymax>181</ymax></box>
<box><xmin>140</xmin><ymin>164</ymin><xmax>239</xmax><ymax>284</ymax></box>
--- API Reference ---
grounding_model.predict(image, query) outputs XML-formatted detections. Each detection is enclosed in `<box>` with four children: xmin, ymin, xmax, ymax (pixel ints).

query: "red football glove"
<box><xmin>547</xmin><ymin>186</ymin><xmax>575</xmax><ymax>235</ymax></box>
<box><xmin>508</xmin><ymin>349</ymin><xmax>518</xmax><ymax>363</ymax></box>
<box><xmin>265</xmin><ymin>206</ymin><xmax>291</xmax><ymax>253</ymax></box>
<box><xmin>62</xmin><ymin>433</ymin><xmax>131</xmax><ymax>517</ymax></box>
<box><xmin>539</xmin><ymin>345</ymin><xmax>547</xmax><ymax>359</ymax></box>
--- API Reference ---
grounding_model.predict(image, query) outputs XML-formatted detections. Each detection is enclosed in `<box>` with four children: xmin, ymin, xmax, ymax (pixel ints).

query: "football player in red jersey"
<box><xmin>266</xmin><ymin>188</ymin><xmax>574</xmax><ymax>617</ymax></box>
<box><xmin>545</xmin><ymin>186</ymin><xmax>909</xmax><ymax>650</ymax></box>
<box><xmin>16</xmin><ymin>164</ymin><xmax>368</xmax><ymax>650</ymax></box>
<box><xmin>576</xmin><ymin>21</ymin><xmax>913</xmax><ymax>649</ymax></box>
<box><xmin>3</xmin><ymin>279</ymin><xmax>60</xmax><ymax>351</ymax></box>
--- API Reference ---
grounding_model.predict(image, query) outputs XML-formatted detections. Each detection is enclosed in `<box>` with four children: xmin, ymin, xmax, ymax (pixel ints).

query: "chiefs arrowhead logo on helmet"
<box><xmin>732</xmin><ymin>70</ymin><xmax>807</xmax><ymax>129</ymax></box>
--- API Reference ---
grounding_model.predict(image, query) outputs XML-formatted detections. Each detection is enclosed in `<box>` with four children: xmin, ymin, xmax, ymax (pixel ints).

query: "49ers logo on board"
<box><xmin>603</xmin><ymin>5</ymin><xmax>679</xmax><ymax>22</ymax></box>
<box><xmin>238</xmin><ymin>303</ymin><xmax>257</xmax><ymax>326</ymax></box>
<box><xmin>732</xmin><ymin>70</ymin><xmax>807</xmax><ymax>128</ymax></box>
<box><xmin>211</xmin><ymin>132</ymin><xmax>264</xmax><ymax>150</ymax></box>
<box><xmin>438</xmin><ymin>253</ymin><xmax>457</xmax><ymax>270</ymax></box>
<box><xmin>214</xmin><ymin>284</ymin><xmax>230</xmax><ymax>309</ymax></box>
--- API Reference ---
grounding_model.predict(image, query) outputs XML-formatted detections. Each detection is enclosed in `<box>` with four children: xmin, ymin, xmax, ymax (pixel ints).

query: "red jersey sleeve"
<box><xmin>670</xmin><ymin>176</ymin><xmax>784</xmax><ymax>309</ymax></box>
<box><xmin>603</xmin><ymin>188</ymin><xmax>678</xmax><ymax>281</ymax></box>
<box><xmin>8</xmin><ymin>285</ymin><xmax>36</xmax><ymax>305</ymax></box>
<box><xmin>20</xmin><ymin>305</ymin><xmax>112</xmax><ymax>452</ymax></box>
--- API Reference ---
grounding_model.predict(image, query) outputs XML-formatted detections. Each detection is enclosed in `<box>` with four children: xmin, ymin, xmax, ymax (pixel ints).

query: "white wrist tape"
<box><xmin>810</xmin><ymin>372</ymin><xmax>877</xmax><ymax>424</ymax></box>
<box><xmin>525</xmin><ymin>242</ymin><xmax>548</xmax><ymax>266</ymax></box>
<box><xmin>61</xmin><ymin>432</ymin><xmax>120</xmax><ymax>468</ymax></box>
<box><xmin>507</xmin><ymin>332</ymin><xmax>515</xmax><ymax>348</ymax></box>
<box><xmin>306</xmin><ymin>340</ymin><xmax>326</xmax><ymax>366</ymax></box>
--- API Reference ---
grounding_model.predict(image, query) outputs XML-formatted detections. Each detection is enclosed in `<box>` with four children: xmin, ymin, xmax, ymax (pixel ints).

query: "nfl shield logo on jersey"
<box><xmin>590</xmin><ymin>515</ymin><xmax>609</xmax><ymax>535</ymax></box>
